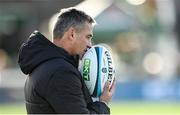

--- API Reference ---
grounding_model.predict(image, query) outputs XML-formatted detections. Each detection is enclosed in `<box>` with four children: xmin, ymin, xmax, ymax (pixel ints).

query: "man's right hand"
<box><xmin>99</xmin><ymin>79</ymin><xmax>116</xmax><ymax>105</ymax></box>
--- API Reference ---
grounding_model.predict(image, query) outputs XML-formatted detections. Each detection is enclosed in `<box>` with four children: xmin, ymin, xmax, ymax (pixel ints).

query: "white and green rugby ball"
<box><xmin>79</xmin><ymin>44</ymin><xmax>115</xmax><ymax>97</ymax></box>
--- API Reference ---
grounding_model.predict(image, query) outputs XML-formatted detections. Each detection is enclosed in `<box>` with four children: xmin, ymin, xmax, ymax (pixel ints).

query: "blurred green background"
<box><xmin>0</xmin><ymin>0</ymin><xmax>180</xmax><ymax>114</ymax></box>
<box><xmin>1</xmin><ymin>102</ymin><xmax>180</xmax><ymax>114</ymax></box>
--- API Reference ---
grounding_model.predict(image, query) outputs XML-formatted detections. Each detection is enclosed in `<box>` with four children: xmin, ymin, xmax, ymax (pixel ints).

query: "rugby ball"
<box><xmin>79</xmin><ymin>44</ymin><xmax>115</xmax><ymax>97</ymax></box>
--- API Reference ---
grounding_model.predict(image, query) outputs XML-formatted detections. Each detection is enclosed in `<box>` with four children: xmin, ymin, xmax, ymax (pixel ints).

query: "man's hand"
<box><xmin>99</xmin><ymin>79</ymin><xmax>116</xmax><ymax>105</ymax></box>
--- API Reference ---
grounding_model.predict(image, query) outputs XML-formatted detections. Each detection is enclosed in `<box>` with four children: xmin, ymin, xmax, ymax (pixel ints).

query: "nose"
<box><xmin>87</xmin><ymin>40</ymin><xmax>92</xmax><ymax>48</ymax></box>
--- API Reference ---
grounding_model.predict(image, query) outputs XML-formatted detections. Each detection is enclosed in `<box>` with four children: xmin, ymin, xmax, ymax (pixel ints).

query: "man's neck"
<box><xmin>53</xmin><ymin>38</ymin><xmax>73</xmax><ymax>55</ymax></box>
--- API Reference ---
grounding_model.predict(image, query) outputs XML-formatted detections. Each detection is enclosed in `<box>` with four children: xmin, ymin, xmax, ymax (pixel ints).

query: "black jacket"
<box><xmin>18</xmin><ymin>31</ymin><xmax>110</xmax><ymax>114</ymax></box>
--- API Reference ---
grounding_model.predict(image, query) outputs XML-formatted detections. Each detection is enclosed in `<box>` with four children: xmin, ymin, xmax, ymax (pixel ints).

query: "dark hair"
<box><xmin>53</xmin><ymin>8</ymin><xmax>95</xmax><ymax>39</ymax></box>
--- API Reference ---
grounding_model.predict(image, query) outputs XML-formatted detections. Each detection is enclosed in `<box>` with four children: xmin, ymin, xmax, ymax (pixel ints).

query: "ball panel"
<box><xmin>92</xmin><ymin>46</ymin><xmax>103</xmax><ymax>97</ymax></box>
<box><xmin>81</xmin><ymin>48</ymin><xmax>97</xmax><ymax>95</ymax></box>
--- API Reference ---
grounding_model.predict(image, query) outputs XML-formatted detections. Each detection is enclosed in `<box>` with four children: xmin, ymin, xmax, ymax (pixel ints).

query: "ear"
<box><xmin>68</xmin><ymin>27</ymin><xmax>76</xmax><ymax>41</ymax></box>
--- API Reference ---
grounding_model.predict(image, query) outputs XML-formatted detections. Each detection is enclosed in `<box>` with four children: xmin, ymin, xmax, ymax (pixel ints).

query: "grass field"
<box><xmin>110</xmin><ymin>101</ymin><xmax>180</xmax><ymax>114</ymax></box>
<box><xmin>0</xmin><ymin>101</ymin><xmax>180</xmax><ymax>114</ymax></box>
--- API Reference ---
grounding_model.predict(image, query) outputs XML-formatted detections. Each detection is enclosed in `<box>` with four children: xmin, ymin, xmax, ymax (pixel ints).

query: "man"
<box><xmin>18</xmin><ymin>8</ymin><xmax>115</xmax><ymax>114</ymax></box>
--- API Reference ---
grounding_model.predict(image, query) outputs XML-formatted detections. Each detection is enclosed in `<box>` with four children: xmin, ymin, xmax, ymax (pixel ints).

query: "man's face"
<box><xmin>73</xmin><ymin>22</ymin><xmax>93</xmax><ymax>58</ymax></box>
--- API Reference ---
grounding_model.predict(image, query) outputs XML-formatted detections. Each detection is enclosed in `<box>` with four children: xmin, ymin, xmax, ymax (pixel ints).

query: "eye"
<box><xmin>87</xmin><ymin>37</ymin><xmax>93</xmax><ymax>43</ymax></box>
<box><xmin>88</xmin><ymin>36</ymin><xmax>92</xmax><ymax>40</ymax></box>
<box><xmin>86</xmin><ymin>36</ymin><xmax>94</xmax><ymax>45</ymax></box>
<box><xmin>87</xmin><ymin>35</ymin><xmax>93</xmax><ymax>40</ymax></box>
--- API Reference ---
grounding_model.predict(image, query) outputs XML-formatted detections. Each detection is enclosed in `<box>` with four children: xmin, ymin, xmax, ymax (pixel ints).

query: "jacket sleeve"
<box><xmin>88</xmin><ymin>101</ymin><xmax>110</xmax><ymax>114</ymax></box>
<box><xmin>46</xmin><ymin>67</ymin><xmax>110</xmax><ymax>114</ymax></box>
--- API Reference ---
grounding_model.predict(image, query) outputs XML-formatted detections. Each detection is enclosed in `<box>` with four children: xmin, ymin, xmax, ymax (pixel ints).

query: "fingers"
<box><xmin>103</xmin><ymin>79</ymin><xmax>116</xmax><ymax>94</ymax></box>
<box><xmin>100</xmin><ymin>82</ymin><xmax>110</xmax><ymax>104</ymax></box>
<box><xmin>109</xmin><ymin>79</ymin><xmax>116</xmax><ymax>95</ymax></box>
<box><xmin>100</xmin><ymin>79</ymin><xmax>116</xmax><ymax>104</ymax></box>
<box><xmin>103</xmin><ymin>81</ymin><xmax>110</xmax><ymax>92</ymax></box>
